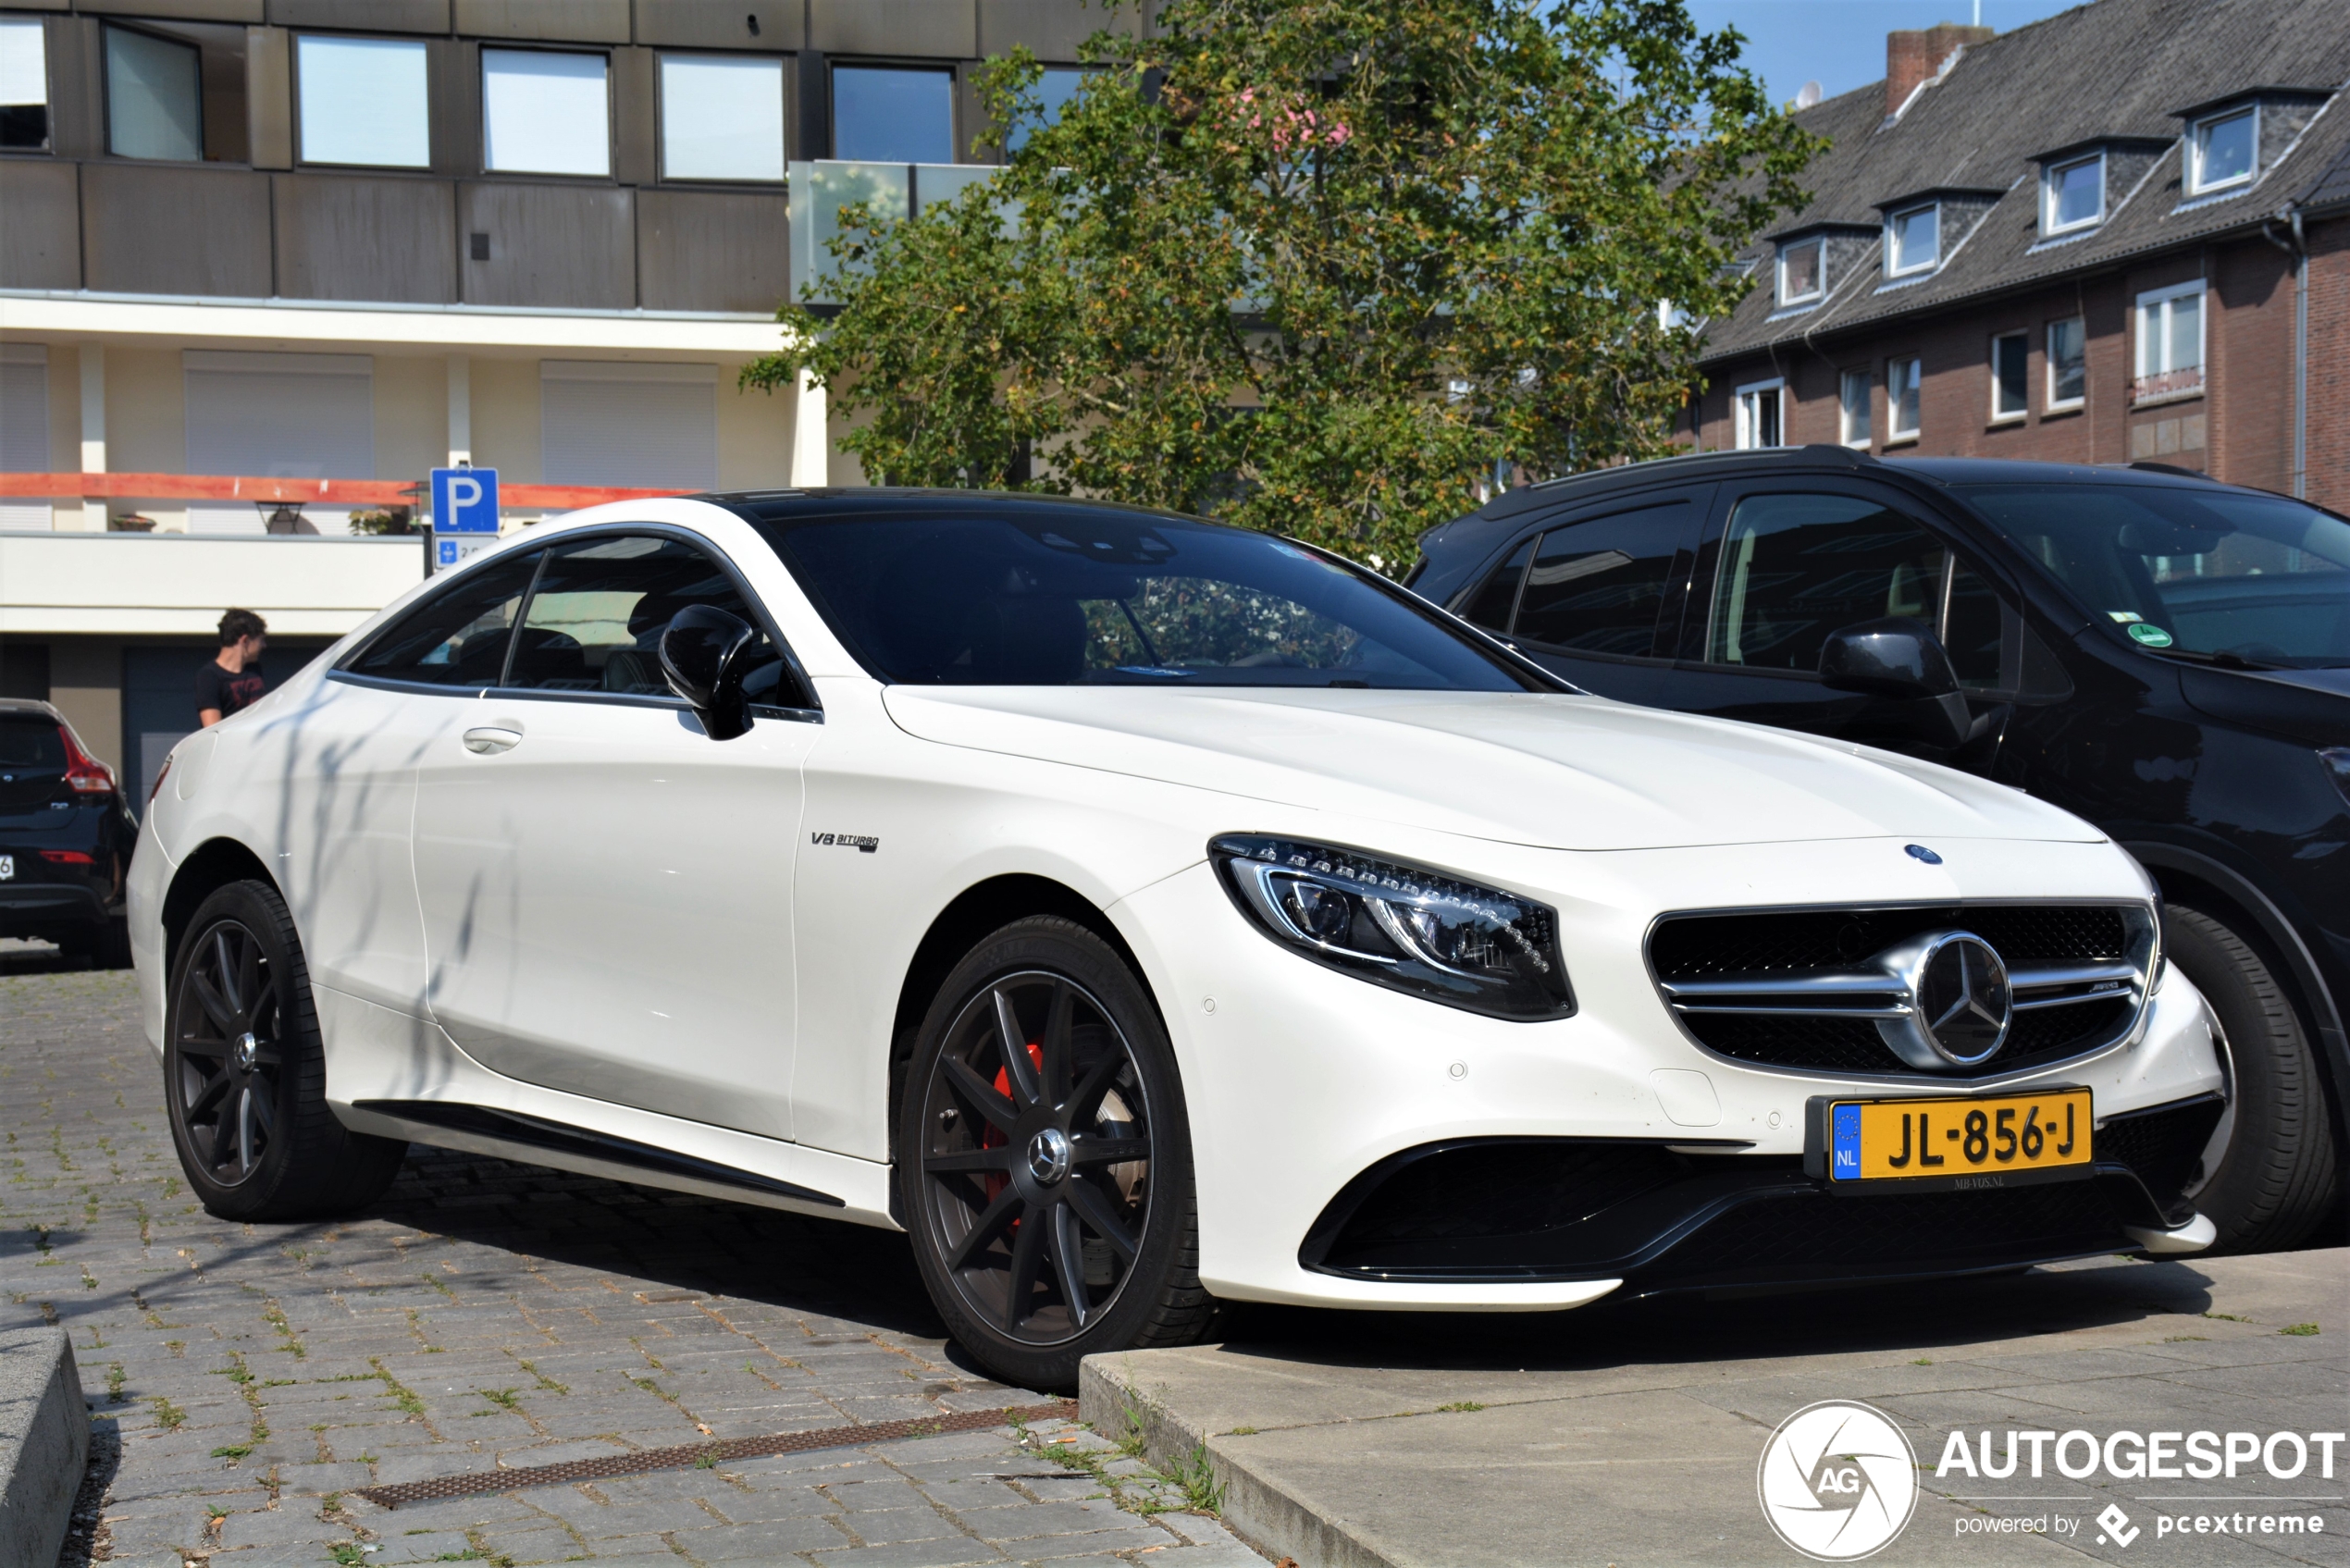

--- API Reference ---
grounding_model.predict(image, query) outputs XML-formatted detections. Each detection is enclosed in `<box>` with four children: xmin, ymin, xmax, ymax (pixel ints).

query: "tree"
<box><xmin>744</xmin><ymin>0</ymin><xmax>1818</xmax><ymax>568</ymax></box>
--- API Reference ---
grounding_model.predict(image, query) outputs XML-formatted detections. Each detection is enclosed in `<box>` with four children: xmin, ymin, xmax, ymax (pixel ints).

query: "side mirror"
<box><xmin>1818</xmin><ymin>617</ymin><xmax>1971</xmax><ymax>749</ymax></box>
<box><xmin>659</xmin><ymin>604</ymin><xmax>757</xmax><ymax>741</ymax></box>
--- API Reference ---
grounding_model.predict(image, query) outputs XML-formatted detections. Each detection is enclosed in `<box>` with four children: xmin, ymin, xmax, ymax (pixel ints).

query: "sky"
<box><xmin>1684</xmin><ymin>0</ymin><xmax>2091</xmax><ymax>111</ymax></box>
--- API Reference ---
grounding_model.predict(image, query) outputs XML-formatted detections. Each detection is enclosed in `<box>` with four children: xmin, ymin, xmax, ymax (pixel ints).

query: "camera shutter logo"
<box><xmin>1757</xmin><ymin>1401</ymin><xmax>1919</xmax><ymax>1561</ymax></box>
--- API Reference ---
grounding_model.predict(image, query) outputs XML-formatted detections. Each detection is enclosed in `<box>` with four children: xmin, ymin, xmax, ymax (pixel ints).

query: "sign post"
<box><xmin>428</xmin><ymin>466</ymin><xmax>501</xmax><ymax>573</ymax></box>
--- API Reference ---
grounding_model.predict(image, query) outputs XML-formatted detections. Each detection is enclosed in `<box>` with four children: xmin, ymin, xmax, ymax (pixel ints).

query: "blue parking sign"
<box><xmin>430</xmin><ymin>466</ymin><xmax>500</xmax><ymax>533</ymax></box>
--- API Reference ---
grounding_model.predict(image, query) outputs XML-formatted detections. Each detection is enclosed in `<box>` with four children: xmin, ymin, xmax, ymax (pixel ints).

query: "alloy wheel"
<box><xmin>915</xmin><ymin>970</ymin><xmax>1154</xmax><ymax>1345</ymax></box>
<box><xmin>169</xmin><ymin>918</ymin><xmax>285</xmax><ymax>1186</ymax></box>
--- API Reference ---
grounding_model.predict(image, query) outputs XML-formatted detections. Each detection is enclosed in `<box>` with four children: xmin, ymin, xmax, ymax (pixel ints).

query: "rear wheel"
<box><xmin>164</xmin><ymin>880</ymin><xmax>406</xmax><ymax>1221</ymax></box>
<box><xmin>2166</xmin><ymin>903</ymin><xmax>2339</xmax><ymax>1253</ymax></box>
<box><xmin>899</xmin><ymin>916</ymin><xmax>1218</xmax><ymax>1391</ymax></box>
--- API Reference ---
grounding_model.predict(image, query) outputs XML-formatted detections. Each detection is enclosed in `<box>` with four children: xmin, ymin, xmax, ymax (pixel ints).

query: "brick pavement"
<box><xmin>0</xmin><ymin>965</ymin><xmax>1266</xmax><ymax>1568</ymax></box>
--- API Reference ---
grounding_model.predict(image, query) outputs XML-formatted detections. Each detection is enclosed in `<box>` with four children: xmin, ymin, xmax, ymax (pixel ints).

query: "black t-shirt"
<box><xmin>195</xmin><ymin>661</ymin><xmax>267</xmax><ymax>722</ymax></box>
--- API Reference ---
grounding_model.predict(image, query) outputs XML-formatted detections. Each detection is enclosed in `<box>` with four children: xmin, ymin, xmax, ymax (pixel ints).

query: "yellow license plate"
<box><xmin>1826</xmin><ymin>1089</ymin><xmax>2092</xmax><ymax>1185</ymax></box>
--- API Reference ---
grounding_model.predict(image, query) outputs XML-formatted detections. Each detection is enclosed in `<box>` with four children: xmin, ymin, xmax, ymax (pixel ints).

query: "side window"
<box><xmin>1704</xmin><ymin>492</ymin><xmax>1946</xmax><ymax>672</ymax></box>
<box><xmin>505</xmin><ymin>533</ymin><xmax>806</xmax><ymax>708</ymax></box>
<box><xmin>1460</xmin><ymin>537</ymin><xmax>1533</xmax><ymax>633</ymax></box>
<box><xmin>345</xmin><ymin>551</ymin><xmax>543</xmax><ymax>686</ymax></box>
<box><xmin>1513</xmin><ymin>500</ymin><xmax>1694</xmax><ymax>658</ymax></box>
<box><xmin>1943</xmin><ymin>555</ymin><xmax>2008</xmax><ymax>689</ymax></box>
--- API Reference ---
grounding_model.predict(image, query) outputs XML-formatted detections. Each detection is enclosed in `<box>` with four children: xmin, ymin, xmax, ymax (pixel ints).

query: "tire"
<box><xmin>2165</xmin><ymin>903</ymin><xmax>2340</xmax><ymax>1253</ymax></box>
<box><xmin>163</xmin><ymin>880</ymin><xmax>407</xmax><ymax>1221</ymax></box>
<box><xmin>898</xmin><ymin>916</ymin><xmax>1218</xmax><ymax>1391</ymax></box>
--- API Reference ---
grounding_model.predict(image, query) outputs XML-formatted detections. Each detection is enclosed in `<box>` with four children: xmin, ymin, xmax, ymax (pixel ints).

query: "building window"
<box><xmin>0</xmin><ymin>17</ymin><xmax>48</xmax><ymax>151</ymax></box>
<box><xmin>1007</xmin><ymin>66</ymin><xmax>1087</xmax><ymax>153</ymax></box>
<box><xmin>1734</xmin><ymin>379</ymin><xmax>1784</xmax><ymax>450</ymax></box>
<box><xmin>2134</xmin><ymin>281</ymin><xmax>2204</xmax><ymax>401</ymax></box>
<box><xmin>1887</xmin><ymin>356</ymin><xmax>1923</xmax><ymax>439</ymax></box>
<box><xmin>833</xmin><ymin>65</ymin><xmax>955</xmax><ymax>165</ymax></box>
<box><xmin>183</xmin><ymin>351</ymin><xmax>375</xmax><ymax>535</ymax></box>
<box><xmin>1776</xmin><ymin>238</ymin><xmax>1824</xmax><ymax>306</ymax></box>
<box><xmin>660</xmin><ymin>54</ymin><xmax>784</xmax><ymax>181</ymax></box>
<box><xmin>483</xmin><ymin>49</ymin><xmax>610</xmax><ymax>178</ymax></box>
<box><xmin>2047</xmin><ymin>317</ymin><xmax>2085</xmax><ymax>409</ymax></box>
<box><xmin>1991</xmin><ymin>333</ymin><xmax>2028</xmax><ymax>420</ymax></box>
<box><xmin>105</xmin><ymin>26</ymin><xmax>203</xmax><ymax>162</ymax></box>
<box><xmin>297</xmin><ymin>36</ymin><xmax>429</xmax><ymax>168</ymax></box>
<box><xmin>1886</xmin><ymin>204</ymin><xmax>1939</xmax><ymax>276</ymax></box>
<box><xmin>2043</xmin><ymin>153</ymin><xmax>2103</xmax><ymax>234</ymax></box>
<box><xmin>2188</xmin><ymin>106</ymin><xmax>2256</xmax><ymax>195</ymax></box>
<box><xmin>541</xmin><ymin>361</ymin><xmax>717</xmax><ymax>490</ymax></box>
<box><xmin>1</xmin><ymin>343</ymin><xmax>51</xmax><ymax>530</ymax></box>
<box><xmin>1839</xmin><ymin>370</ymin><xmax>1871</xmax><ymax>448</ymax></box>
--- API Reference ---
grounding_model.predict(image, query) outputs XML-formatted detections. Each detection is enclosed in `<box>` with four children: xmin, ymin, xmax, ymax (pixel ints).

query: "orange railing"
<box><xmin>0</xmin><ymin>473</ymin><xmax>699</xmax><ymax>511</ymax></box>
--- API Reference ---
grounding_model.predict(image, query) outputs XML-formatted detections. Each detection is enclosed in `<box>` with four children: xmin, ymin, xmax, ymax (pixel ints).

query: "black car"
<box><xmin>1411</xmin><ymin>449</ymin><xmax>2347</xmax><ymax>1253</ymax></box>
<box><xmin>0</xmin><ymin>698</ymin><xmax>138</xmax><ymax>967</ymax></box>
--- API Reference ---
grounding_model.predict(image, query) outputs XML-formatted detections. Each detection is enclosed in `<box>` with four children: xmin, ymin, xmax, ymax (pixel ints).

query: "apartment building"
<box><xmin>1690</xmin><ymin>0</ymin><xmax>2350</xmax><ymax>512</ymax></box>
<box><xmin>0</xmin><ymin>0</ymin><xmax>1110</xmax><ymax>799</ymax></box>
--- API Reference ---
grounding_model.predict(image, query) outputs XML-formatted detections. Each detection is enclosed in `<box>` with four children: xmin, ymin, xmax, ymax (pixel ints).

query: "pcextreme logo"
<box><xmin>1758</xmin><ymin>1401</ymin><xmax>1921</xmax><ymax>1561</ymax></box>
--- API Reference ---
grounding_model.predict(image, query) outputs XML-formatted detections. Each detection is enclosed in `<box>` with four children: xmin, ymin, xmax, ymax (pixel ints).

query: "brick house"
<box><xmin>1689</xmin><ymin>0</ymin><xmax>2350</xmax><ymax>512</ymax></box>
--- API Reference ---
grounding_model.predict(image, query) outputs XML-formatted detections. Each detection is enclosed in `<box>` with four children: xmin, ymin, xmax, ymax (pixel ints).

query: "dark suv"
<box><xmin>0</xmin><ymin>698</ymin><xmax>138</xmax><ymax>967</ymax></box>
<box><xmin>1411</xmin><ymin>450</ymin><xmax>2347</xmax><ymax>1253</ymax></box>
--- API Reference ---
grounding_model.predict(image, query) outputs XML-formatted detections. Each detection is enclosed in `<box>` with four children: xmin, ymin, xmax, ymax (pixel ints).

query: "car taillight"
<box><xmin>60</xmin><ymin>728</ymin><xmax>115</xmax><ymax>795</ymax></box>
<box><xmin>40</xmin><ymin>850</ymin><xmax>94</xmax><ymax>865</ymax></box>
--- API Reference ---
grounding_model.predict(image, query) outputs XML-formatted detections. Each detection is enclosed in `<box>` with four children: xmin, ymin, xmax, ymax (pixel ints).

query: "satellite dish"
<box><xmin>1794</xmin><ymin>80</ymin><xmax>1824</xmax><ymax>109</ymax></box>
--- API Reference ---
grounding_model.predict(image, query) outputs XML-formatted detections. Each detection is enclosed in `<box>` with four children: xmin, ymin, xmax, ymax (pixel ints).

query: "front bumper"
<box><xmin>1114</xmin><ymin>837</ymin><xmax>2226</xmax><ymax>1311</ymax></box>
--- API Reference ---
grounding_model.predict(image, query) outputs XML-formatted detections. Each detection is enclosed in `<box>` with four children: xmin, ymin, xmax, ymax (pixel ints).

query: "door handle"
<box><xmin>462</xmin><ymin>726</ymin><xmax>523</xmax><ymax>755</ymax></box>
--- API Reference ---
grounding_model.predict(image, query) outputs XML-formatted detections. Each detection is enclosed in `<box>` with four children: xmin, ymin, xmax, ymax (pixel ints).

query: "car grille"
<box><xmin>1304</xmin><ymin>1108</ymin><xmax>2212</xmax><ymax>1286</ymax></box>
<box><xmin>1647</xmin><ymin>903</ymin><xmax>2154</xmax><ymax>1080</ymax></box>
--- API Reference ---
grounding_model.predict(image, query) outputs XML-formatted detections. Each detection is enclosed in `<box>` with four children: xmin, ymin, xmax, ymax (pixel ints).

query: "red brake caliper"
<box><xmin>982</xmin><ymin>1042</ymin><xmax>1046</xmax><ymax>1223</ymax></box>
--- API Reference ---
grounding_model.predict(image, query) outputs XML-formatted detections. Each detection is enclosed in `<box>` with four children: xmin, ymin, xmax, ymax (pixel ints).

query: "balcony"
<box><xmin>789</xmin><ymin>160</ymin><xmax>1002</xmax><ymax>306</ymax></box>
<box><xmin>2131</xmin><ymin>366</ymin><xmax>2205</xmax><ymax>406</ymax></box>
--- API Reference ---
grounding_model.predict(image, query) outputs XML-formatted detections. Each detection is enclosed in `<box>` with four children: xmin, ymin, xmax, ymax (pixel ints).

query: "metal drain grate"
<box><xmin>352</xmin><ymin>1401</ymin><xmax>1079</xmax><ymax>1508</ymax></box>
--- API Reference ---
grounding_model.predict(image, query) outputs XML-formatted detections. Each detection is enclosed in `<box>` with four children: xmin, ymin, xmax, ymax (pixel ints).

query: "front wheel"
<box><xmin>2166</xmin><ymin>903</ymin><xmax>2339</xmax><ymax>1253</ymax></box>
<box><xmin>164</xmin><ymin>880</ymin><xmax>407</xmax><ymax>1221</ymax></box>
<box><xmin>899</xmin><ymin>916</ymin><xmax>1218</xmax><ymax>1391</ymax></box>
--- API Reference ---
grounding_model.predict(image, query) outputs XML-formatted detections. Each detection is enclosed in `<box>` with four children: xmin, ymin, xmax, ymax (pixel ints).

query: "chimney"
<box><xmin>1886</xmin><ymin>23</ymin><xmax>1992</xmax><ymax>119</ymax></box>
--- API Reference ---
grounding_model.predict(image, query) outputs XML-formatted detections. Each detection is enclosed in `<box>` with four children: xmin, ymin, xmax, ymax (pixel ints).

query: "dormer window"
<box><xmin>1777</xmin><ymin>238</ymin><xmax>1824</xmax><ymax>305</ymax></box>
<box><xmin>2043</xmin><ymin>153</ymin><xmax>2104</xmax><ymax>234</ymax></box>
<box><xmin>2188</xmin><ymin>105</ymin><xmax>2257</xmax><ymax>194</ymax></box>
<box><xmin>1887</xmin><ymin>203</ymin><xmax>1939</xmax><ymax>276</ymax></box>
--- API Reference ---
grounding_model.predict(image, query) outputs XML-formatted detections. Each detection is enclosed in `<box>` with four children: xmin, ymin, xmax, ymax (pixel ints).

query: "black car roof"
<box><xmin>0</xmin><ymin>698</ymin><xmax>64</xmax><ymax>722</ymax></box>
<box><xmin>704</xmin><ymin>488</ymin><xmax>1216</xmax><ymax>529</ymax></box>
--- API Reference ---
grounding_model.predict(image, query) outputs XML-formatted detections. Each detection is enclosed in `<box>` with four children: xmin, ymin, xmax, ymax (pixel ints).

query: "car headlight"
<box><xmin>1208</xmin><ymin>834</ymin><xmax>1575</xmax><ymax>1020</ymax></box>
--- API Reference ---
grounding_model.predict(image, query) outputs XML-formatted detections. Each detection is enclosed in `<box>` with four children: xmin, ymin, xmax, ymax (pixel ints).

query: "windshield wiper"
<box><xmin>2146</xmin><ymin>647</ymin><xmax>2283</xmax><ymax>673</ymax></box>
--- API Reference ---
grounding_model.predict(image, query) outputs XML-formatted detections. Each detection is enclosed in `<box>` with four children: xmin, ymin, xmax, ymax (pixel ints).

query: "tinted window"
<box><xmin>1944</xmin><ymin>555</ymin><xmax>2006</xmax><ymax>689</ymax></box>
<box><xmin>508</xmin><ymin>534</ymin><xmax>802</xmax><ymax>706</ymax></box>
<box><xmin>1960</xmin><ymin>484</ymin><xmax>2350</xmax><ymax>668</ymax></box>
<box><xmin>1513</xmin><ymin>501</ymin><xmax>1690</xmax><ymax>657</ymax></box>
<box><xmin>347</xmin><ymin>552</ymin><xmax>542</xmax><ymax>686</ymax></box>
<box><xmin>0</xmin><ymin>715</ymin><xmax>63</xmax><ymax>770</ymax></box>
<box><xmin>1705</xmin><ymin>493</ymin><xmax>1946</xmax><ymax>672</ymax></box>
<box><xmin>760</xmin><ymin>507</ymin><xmax>1534</xmax><ymax>690</ymax></box>
<box><xmin>1460</xmin><ymin>537</ymin><xmax>1531</xmax><ymax>632</ymax></box>
<box><xmin>832</xmin><ymin>67</ymin><xmax>953</xmax><ymax>164</ymax></box>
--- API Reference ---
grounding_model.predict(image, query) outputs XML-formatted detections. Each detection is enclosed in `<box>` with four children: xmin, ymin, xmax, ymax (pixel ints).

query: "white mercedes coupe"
<box><xmin>129</xmin><ymin>490</ymin><xmax>2227</xmax><ymax>1389</ymax></box>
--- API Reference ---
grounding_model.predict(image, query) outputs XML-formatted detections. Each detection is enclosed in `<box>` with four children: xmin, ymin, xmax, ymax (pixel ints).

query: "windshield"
<box><xmin>750</xmin><ymin>504</ymin><xmax>1537</xmax><ymax>690</ymax></box>
<box><xmin>1957</xmin><ymin>483</ymin><xmax>2350</xmax><ymax>668</ymax></box>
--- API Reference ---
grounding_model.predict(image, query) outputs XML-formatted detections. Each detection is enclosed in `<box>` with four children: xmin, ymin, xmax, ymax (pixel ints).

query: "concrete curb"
<box><xmin>1081</xmin><ymin>1352</ymin><xmax>1394</xmax><ymax>1568</ymax></box>
<box><xmin>1</xmin><ymin>1327</ymin><xmax>89</xmax><ymax>1568</ymax></box>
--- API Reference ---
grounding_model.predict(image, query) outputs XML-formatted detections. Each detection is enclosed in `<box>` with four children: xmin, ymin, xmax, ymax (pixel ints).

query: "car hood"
<box><xmin>880</xmin><ymin>686</ymin><xmax>2106</xmax><ymax>851</ymax></box>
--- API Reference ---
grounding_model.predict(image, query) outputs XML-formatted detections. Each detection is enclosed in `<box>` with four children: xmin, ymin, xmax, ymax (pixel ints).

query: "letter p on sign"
<box><xmin>431</xmin><ymin>466</ymin><xmax>501</xmax><ymax>534</ymax></box>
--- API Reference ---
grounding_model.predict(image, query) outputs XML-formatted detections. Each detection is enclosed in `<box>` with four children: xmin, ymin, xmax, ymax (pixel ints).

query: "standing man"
<box><xmin>196</xmin><ymin>609</ymin><xmax>269</xmax><ymax>727</ymax></box>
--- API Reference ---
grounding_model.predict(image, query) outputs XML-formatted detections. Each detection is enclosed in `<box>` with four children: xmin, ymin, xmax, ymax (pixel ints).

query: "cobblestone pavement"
<box><xmin>1</xmin><ymin>966</ymin><xmax>1265</xmax><ymax>1568</ymax></box>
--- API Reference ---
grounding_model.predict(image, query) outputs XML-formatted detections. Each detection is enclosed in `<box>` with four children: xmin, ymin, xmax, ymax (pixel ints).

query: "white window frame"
<box><xmin>1733</xmin><ymin>377</ymin><xmax>1785</xmax><ymax>451</ymax></box>
<box><xmin>2046</xmin><ymin>316</ymin><xmax>2086</xmax><ymax>412</ymax></box>
<box><xmin>1886</xmin><ymin>203</ymin><xmax>1940</xmax><ymax>277</ymax></box>
<box><xmin>1776</xmin><ymin>237</ymin><xmax>1824</xmax><ymax>306</ymax></box>
<box><xmin>1886</xmin><ymin>356</ymin><xmax>1923</xmax><ymax>440</ymax></box>
<box><xmin>1838</xmin><ymin>369</ymin><xmax>1871</xmax><ymax>449</ymax></box>
<box><xmin>1990</xmin><ymin>332</ymin><xmax>2029</xmax><ymax>423</ymax></box>
<box><xmin>2134</xmin><ymin>279</ymin><xmax>2206</xmax><ymax>398</ymax></box>
<box><xmin>2187</xmin><ymin>105</ymin><xmax>2257</xmax><ymax>196</ymax></box>
<box><xmin>2041</xmin><ymin>152</ymin><xmax>2104</xmax><ymax>235</ymax></box>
